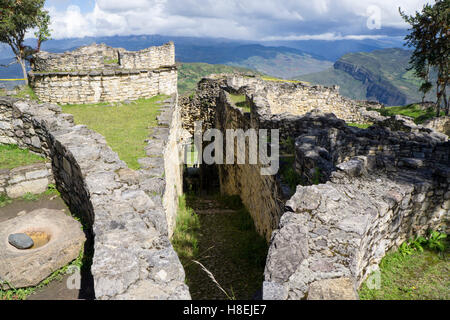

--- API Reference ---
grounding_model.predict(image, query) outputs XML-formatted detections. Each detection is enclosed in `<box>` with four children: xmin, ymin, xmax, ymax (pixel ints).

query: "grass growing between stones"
<box><xmin>172</xmin><ymin>193</ymin><xmax>268</xmax><ymax>300</ymax></box>
<box><xmin>12</xmin><ymin>86</ymin><xmax>39</xmax><ymax>101</ymax></box>
<box><xmin>229</xmin><ymin>94</ymin><xmax>251</xmax><ymax>113</ymax></box>
<box><xmin>0</xmin><ymin>144</ymin><xmax>46</xmax><ymax>170</ymax></box>
<box><xmin>61</xmin><ymin>95</ymin><xmax>166</xmax><ymax>170</ymax></box>
<box><xmin>369</xmin><ymin>104</ymin><xmax>445</xmax><ymax>124</ymax></box>
<box><xmin>347</xmin><ymin>122</ymin><xmax>373</xmax><ymax>129</ymax></box>
<box><xmin>172</xmin><ymin>194</ymin><xmax>201</xmax><ymax>260</ymax></box>
<box><xmin>359</xmin><ymin>233</ymin><xmax>449</xmax><ymax>300</ymax></box>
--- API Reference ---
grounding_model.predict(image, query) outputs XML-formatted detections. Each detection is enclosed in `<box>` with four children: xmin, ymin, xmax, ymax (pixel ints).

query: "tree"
<box><xmin>0</xmin><ymin>0</ymin><xmax>51</xmax><ymax>85</ymax></box>
<box><xmin>400</xmin><ymin>0</ymin><xmax>449</xmax><ymax>116</ymax></box>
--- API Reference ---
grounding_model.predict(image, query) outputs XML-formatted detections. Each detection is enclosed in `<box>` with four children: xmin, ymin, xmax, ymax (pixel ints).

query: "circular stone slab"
<box><xmin>0</xmin><ymin>208</ymin><xmax>86</xmax><ymax>289</ymax></box>
<box><xmin>8</xmin><ymin>233</ymin><xmax>34</xmax><ymax>249</ymax></box>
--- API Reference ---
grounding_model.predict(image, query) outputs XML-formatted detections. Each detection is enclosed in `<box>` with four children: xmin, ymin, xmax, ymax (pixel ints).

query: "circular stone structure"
<box><xmin>0</xmin><ymin>208</ymin><xmax>85</xmax><ymax>289</ymax></box>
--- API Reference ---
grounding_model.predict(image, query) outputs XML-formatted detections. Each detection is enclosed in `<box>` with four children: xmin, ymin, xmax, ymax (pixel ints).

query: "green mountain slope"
<box><xmin>178</xmin><ymin>62</ymin><xmax>261</xmax><ymax>95</ymax></box>
<box><xmin>227</xmin><ymin>52</ymin><xmax>333</xmax><ymax>79</ymax></box>
<box><xmin>298</xmin><ymin>48</ymin><xmax>437</xmax><ymax>106</ymax></box>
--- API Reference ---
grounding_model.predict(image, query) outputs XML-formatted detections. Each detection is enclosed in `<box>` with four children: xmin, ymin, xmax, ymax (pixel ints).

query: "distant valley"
<box><xmin>0</xmin><ymin>35</ymin><xmax>430</xmax><ymax>105</ymax></box>
<box><xmin>297</xmin><ymin>48</ymin><xmax>437</xmax><ymax>106</ymax></box>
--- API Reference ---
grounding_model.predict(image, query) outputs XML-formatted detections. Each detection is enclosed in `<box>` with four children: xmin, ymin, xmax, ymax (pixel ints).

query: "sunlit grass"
<box><xmin>62</xmin><ymin>96</ymin><xmax>166</xmax><ymax>170</ymax></box>
<box><xmin>0</xmin><ymin>144</ymin><xmax>45</xmax><ymax>170</ymax></box>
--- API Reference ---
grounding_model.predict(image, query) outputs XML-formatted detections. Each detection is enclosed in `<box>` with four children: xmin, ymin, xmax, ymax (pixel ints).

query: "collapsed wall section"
<box><xmin>0</xmin><ymin>97</ymin><xmax>190</xmax><ymax>300</ymax></box>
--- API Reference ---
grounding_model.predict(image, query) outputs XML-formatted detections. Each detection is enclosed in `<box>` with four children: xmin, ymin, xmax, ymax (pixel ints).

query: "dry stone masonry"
<box><xmin>0</xmin><ymin>162</ymin><xmax>53</xmax><ymax>199</ymax></box>
<box><xmin>181</xmin><ymin>74</ymin><xmax>449</xmax><ymax>300</ymax></box>
<box><xmin>29</xmin><ymin>43</ymin><xmax>177</xmax><ymax>105</ymax></box>
<box><xmin>0</xmin><ymin>97</ymin><xmax>189</xmax><ymax>300</ymax></box>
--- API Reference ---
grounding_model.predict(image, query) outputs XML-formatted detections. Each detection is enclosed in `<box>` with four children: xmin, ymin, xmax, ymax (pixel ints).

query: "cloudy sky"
<box><xmin>44</xmin><ymin>0</ymin><xmax>433</xmax><ymax>41</ymax></box>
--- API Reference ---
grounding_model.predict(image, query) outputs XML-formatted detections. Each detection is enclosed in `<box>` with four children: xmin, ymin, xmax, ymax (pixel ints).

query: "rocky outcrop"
<box><xmin>0</xmin><ymin>97</ymin><xmax>189</xmax><ymax>300</ymax></box>
<box><xmin>424</xmin><ymin>116</ymin><xmax>450</xmax><ymax>137</ymax></box>
<box><xmin>334</xmin><ymin>60</ymin><xmax>407</xmax><ymax>106</ymax></box>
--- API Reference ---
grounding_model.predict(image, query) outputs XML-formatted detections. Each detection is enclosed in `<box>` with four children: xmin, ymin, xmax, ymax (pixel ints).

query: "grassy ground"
<box><xmin>0</xmin><ymin>144</ymin><xmax>45</xmax><ymax>170</ymax></box>
<box><xmin>172</xmin><ymin>193</ymin><xmax>268</xmax><ymax>300</ymax></box>
<box><xmin>370</xmin><ymin>104</ymin><xmax>444</xmax><ymax>124</ymax></box>
<box><xmin>229</xmin><ymin>93</ymin><xmax>251</xmax><ymax>113</ymax></box>
<box><xmin>13</xmin><ymin>86</ymin><xmax>39</xmax><ymax>101</ymax></box>
<box><xmin>61</xmin><ymin>96</ymin><xmax>165</xmax><ymax>170</ymax></box>
<box><xmin>178</xmin><ymin>63</ymin><xmax>260</xmax><ymax>95</ymax></box>
<box><xmin>261</xmin><ymin>75</ymin><xmax>309</xmax><ymax>85</ymax></box>
<box><xmin>347</xmin><ymin>122</ymin><xmax>373</xmax><ymax>129</ymax></box>
<box><xmin>359</xmin><ymin>235</ymin><xmax>449</xmax><ymax>300</ymax></box>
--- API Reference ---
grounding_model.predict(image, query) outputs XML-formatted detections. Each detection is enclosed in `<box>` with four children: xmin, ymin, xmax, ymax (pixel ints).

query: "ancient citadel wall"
<box><xmin>29</xmin><ymin>43</ymin><xmax>177</xmax><ymax>105</ymax></box>
<box><xmin>0</xmin><ymin>97</ymin><xmax>189</xmax><ymax>300</ymax></box>
<box><xmin>181</xmin><ymin>75</ymin><xmax>449</xmax><ymax>300</ymax></box>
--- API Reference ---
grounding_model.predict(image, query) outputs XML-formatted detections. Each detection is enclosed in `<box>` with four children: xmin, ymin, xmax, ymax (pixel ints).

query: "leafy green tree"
<box><xmin>0</xmin><ymin>0</ymin><xmax>51</xmax><ymax>85</ymax></box>
<box><xmin>400</xmin><ymin>0</ymin><xmax>449</xmax><ymax>116</ymax></box>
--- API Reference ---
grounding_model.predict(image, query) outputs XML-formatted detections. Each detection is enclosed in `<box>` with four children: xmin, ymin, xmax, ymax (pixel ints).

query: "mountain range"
<box><xmin>0</xmin><ymin>34</ymin><xmax>428</xmax><ymax>105</ymax></box>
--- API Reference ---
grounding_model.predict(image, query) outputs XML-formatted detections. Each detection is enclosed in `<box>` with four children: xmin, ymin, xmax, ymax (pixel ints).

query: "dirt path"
<box><xmin>180</xmin><ymin>196</ymin><xmax>267</xmax><ymax>300</ymax></box>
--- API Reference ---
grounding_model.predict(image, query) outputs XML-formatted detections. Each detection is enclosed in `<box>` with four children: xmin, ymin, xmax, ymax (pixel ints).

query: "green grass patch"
<box><xmin>0</xmin><ymin>193</ymin><xmax>12</xmax><ymax>208</ymax></box>
<box><xmin>229</xmin><ymin>93</ymin><xmax>251</xmax><ymax>113</ymax></box>
<box><xmin>13</xmin><ymin>86</ymin><xmax>39</xmax><ymax>101</ymax></box>
<box><xmin>178</xmin><ymin>63</ymin><xmax>260</xmax><ymax>95</ymax></box>
<box><xmin>0</xmin><ymin>144</ymin><xmax>46</xmax><ymax>170</ymax></box>
<box><xmin>61</xmin><ymin>96</ymin><xmax>165</xmax><ymax>170</ymax></box>
<box><xmin>359</xmin><ymin>232</ymin><xmax>449</xmax><ymax>300</ymax></box>
<box><xmin>370</xmin><ymin>104</ymin><xmax>444</xmax><ymax>124</ymax></box>
<box><xmin>347</xmin><ymin>122</ymin><xmax>373</xmax><ymax>129</ymax></box>
<box><xmin>104</xmin><ymin>57</ymin><xmax>119</xmax><ymax>65</ymax></box>
<box><xmin>261</xmin><ymin>76</ymin><xmax>309</xmax><ymax>85</ymax></box>
<box><xmin>172</xmin><ymin>194</ymin><xmax>201</xmax><ymax>260</ymax></box>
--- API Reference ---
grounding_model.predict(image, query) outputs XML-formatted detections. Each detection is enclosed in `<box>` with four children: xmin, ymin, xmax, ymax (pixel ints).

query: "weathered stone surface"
<box><xmin>307</xmin><ymin>278</ymin><xmax>358</xmax><ymax>300</ymax></box>
<box><xmin>29</xmin><ymin>43</ymin><xmax>177</xmax><ymax>105</ymax></box>
<box><xmin>0</xmin><ymin>96</ymin><xmax>189</xmax><ymax>300</ymax></box>
<box><xmin>0</xmin><ymin>209</ymin><xmax>85</xmax><ymax>288</ymax></box>
<box><xmin>182</xmin><ymin>74</ymin><xmax>449</xmax><ymax>301</ymax></box>
<box><xmin>6</xmin><ymin>178</ymin><xmax>49</xmax><ymax>198</ymax></box>
<box><xmin>8</xmin><ymin>233</ymin><xmax>34</xmax><ymax>250</ymax></box>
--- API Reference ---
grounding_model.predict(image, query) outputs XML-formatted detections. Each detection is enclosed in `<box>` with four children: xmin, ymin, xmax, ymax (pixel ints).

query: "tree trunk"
<box><xmin>18</xmin><ymin>58</ymin><xmax>28</xmax><ymax>86</ymax></box>
<box><xmin>436</xmin><ymin>81</ymin><xmax>442</xmax><ymax>117</ymax></box>
<box><xmin>444</xmin><ymin>87</ymin><xmax>449</xmax><ymax>116</ymax></box>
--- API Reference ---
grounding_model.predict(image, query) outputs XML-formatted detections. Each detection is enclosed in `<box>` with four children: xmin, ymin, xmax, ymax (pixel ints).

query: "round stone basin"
<box><xmin>0</xmin><ymin>208</ymin><xmax>85</xmax><ymax>289</ymax></box>
<box><xmin>25</xmin><ymin>231</ymin><xmax>51</xmax><ymax>249</ymax></box>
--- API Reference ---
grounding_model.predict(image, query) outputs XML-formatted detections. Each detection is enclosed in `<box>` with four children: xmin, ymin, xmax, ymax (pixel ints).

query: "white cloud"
<box><xmin>45</xmin><ymin>0</ymin><xmax>433</xmax><ymax>40</ymax></box>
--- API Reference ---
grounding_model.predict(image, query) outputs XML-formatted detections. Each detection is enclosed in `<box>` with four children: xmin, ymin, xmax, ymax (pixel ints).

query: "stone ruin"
<box><xmin>0</xmin><ymin>52</ymin><xmax>448</xmax><ymax>299</ymax></box>
<box><xmin>180</xmin><ymin>74</ymin><xmax>449</xmax><ymax>299</ymax></box>
<box><xmin>29</xmin><ymin>42</ymin><xmax>177</xmax><ymax>105</ymax></box>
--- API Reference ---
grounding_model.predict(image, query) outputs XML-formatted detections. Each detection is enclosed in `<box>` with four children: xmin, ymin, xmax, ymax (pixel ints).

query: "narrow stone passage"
<box><xmin>177</xmin><ymin>193</ymin><xmax>268</xmax><ymax>300</ymax></box>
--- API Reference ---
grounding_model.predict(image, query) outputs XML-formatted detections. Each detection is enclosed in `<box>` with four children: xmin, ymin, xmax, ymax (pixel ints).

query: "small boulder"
<box><xmin>8</xmin><ymin>233</ymin><xmax>34</xmax><ymax>249</ymax></box>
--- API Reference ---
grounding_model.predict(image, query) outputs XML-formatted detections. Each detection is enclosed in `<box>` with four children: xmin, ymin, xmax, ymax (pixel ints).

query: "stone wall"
<box><xmin>263</xmin><ymin>164</ymin><xmax>449</xmax><ymax>300</ymax></box>
<box><xmin>294</xmin><ymin>114</ymin><xmax>449</xmax><ymax>185</ymax></box>
<box><xmin>30</xmin><ymin>42</ymin><xmax>177</xmax><ymax>105</ymax></box>
<box><xmin>215</xmin><ymin>91</ymin><xmax>285</xmax><ymax>241</ymax></box>
<box><xmin>32</xmin><ymin>42</ymin><xmax>174</xmax><ymax>72</ymax></box>
<box><xmin>30</xmin><ymin>67</ymin><xmax>177</xmax><ymax>105</ymax></box>
<box><xmin>0</xmin><ymin>162</ymin><xmax>53</xmax><ymax>199</ymax></box>
<box><xmin>0</xmin><ymin>97</ymin><xmax>190</xmax><ymax>300</ymax></box>
<box><xmin>182</xmin><ymin>74</ymin><xmax>449</xmax><ymax>300</ymax></box>
<box><xmin>120</xmin><ymin>43</ymin><xmax>175</xmax><ymax>69</ymax></box>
